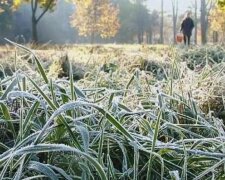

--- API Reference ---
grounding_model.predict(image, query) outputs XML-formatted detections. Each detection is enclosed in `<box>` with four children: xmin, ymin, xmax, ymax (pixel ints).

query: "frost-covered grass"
<box><xmin>1</xmin><ymin>41</ymin><xmax>225</xmax><ymax>179</ymax></box>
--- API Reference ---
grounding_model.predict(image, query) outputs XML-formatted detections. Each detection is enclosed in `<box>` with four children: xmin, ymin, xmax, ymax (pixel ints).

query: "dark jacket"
<box><xmin>181</xmin><ymin>17</ymin><xmax>194</xmax><ymax>36</ymax></box>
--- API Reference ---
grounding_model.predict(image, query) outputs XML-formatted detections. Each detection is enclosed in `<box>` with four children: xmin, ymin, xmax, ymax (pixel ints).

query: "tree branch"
<box><xmin>31</xmin><ymin>0</ymin><xmax>38</xmax><ymax>22</ymax></box>
<box><xmin>36</xmin><ymin>0</ymin><xmax>54</xmax><ymax>23</ymax></box>
<box><xmin>31</xmin><ymin>0</ymin><xmax>34</xmax><ymax>12</ymax></box>
<box><xmin>34</xmin><ymin>0</ymin><xmax>38</xmax><ymax>13</ymax></box>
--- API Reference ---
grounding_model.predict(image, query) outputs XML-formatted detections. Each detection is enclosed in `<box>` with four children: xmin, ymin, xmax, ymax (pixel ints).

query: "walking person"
<box><xmin>180</xmin><ymin>11</ymin><xmax>194</xmax><ymax>46</ymax></box>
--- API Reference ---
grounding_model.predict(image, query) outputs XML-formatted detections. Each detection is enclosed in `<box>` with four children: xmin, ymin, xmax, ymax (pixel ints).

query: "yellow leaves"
<box><xmin>12</xmin><ymin>0</ymin><xmax>56</xmax><ymax>10</ymax></box>
<box><xmin>72</xmin><ymin>0</ymin><xmax>92</xmax><ymax>8</ymax></box>
<box><xmin>218</xmin><ymin>0</ymin><xmax>225</xmax><ymax>11</ymax></box>
<box><xmin>209</xmin><ymin>6</ymin><xmax>225</xmax><ymax>32</ymax></box>
<box><xmin>99</xmin><ymin>3</ymin><xmax>120</xmax><ymax>38</ymax></box>
<box><xmin>83</xmin><ymin>0</ymin><xmax>92</xmax><ymax>7</ymax></box>
<box><xmin>71</xmin><ymin>0</ymin><xmax>120</xmax><ymax>39</ymax></box>
<box><xmin>13</xmin><ymin>0</ymin><xmax>22</xmax><ymax>9</ymax></box>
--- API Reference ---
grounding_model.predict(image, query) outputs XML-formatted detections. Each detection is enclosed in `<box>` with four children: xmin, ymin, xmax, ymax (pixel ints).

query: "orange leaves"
<box><xmin>70</xmin><ymin>0</ymin><xmax>120</xmax><ymax>39</ymax></box>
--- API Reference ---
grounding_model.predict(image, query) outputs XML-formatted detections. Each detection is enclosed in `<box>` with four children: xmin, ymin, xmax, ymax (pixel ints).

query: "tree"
<box><xmin>113</xmin><ymin>0</ymin><xmax>151</xmax><ymax>44</ymax></box>
<box><xmin>13</xmin><ymin>0</ymin><xmax>56</xmax><ymax>42</ymax></box>
<box><xmin>201</xmin><ymin>0</ymin><xmax>207</xmax><ymax>44</ymax></box>
<box><xmin>171</xmin><ymin>0</ymin><xmax>178</xmax><ymax>44</ymax></box>
<box><xmin>194</xmin><ymin>0</ymin><xmax>197</xmax><ymax>44</ymax></box>
<box><xmin>113</xmin><ymin>0</ymin><xmax>155</xmax><ymax>44</ymax></box>
<box><xmin>70</xmin><ymin>0</ymin><xmax>120</xmax><ymax>43</ymax></box>
<box><xmin>160</xmin><ymin>0</ymin><xmax>164</xmax><ymax>44</ymax></box>
<box><xmin>218</xmin><ymin>0</ymin><xmax>225</xmax><ymax>9</ymax></box>
<box><xmin>113</xmin><ymin>0</ymin><xmax>136</xmax><ymax>43</ymax></box>
<box><xmin>37</xmin><ymin>0</ymin><xmax>76</xmax><ymax>43</ymax></box>
<box><xmin>209</xmin><ymin>6</ymin><xmax>225</xmax><ymax>42</ymax></box>
<box><xmin>215</xmin><ymin>0</ymin><xmax>225</xmax><ymax>42</ymax></box>
<box><xmin>0</xmin><ymin>0</ymin><xmax>13</xmax><ymax>42</ymax></box>
<box><xmin>189</xmin><ymin>0</ymin><xmax>198</xmax><ymax>44</ymax></box>
<box><xmin>148</xmin><ymin>10</ymin><xmax>160</xmax><ymax>44</ymax></box>
<box><xmin>200</xmin><ymin>0</ymin><xmax>216</xmax><ymax>44</ymax></box>
<box><xmin>133</xmin><ymin>0</ymin><xmax>149</xmax><ymax>43</ymax></box>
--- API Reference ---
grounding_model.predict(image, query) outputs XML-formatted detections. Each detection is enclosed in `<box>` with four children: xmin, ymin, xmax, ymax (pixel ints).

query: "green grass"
<box><xmin>0</xmin><ymin>42</ymin><xmax>225</xmax><ymax>179</ymax></box>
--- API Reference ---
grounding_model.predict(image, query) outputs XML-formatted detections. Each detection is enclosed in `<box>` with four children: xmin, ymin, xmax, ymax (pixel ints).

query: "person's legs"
<box><xmin>187</xmin><ymin>35</ymin><xmax>191</xmax><ymax>46</ymax></box>
<box><xmin>183</xmin><ymin>35</ymin><xmax>187</xmax><ymax>45</ymax></box>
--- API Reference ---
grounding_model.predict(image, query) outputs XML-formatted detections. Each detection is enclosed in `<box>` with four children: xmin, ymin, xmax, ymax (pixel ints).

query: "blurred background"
<box><xmin>0</xmin><ymin>0</ymin><xmax>221</xmax><ymax>44</ymax></box>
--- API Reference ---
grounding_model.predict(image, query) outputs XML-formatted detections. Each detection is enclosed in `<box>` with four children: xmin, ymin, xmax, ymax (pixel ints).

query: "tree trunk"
<box><xmin>137</xmin><ymin>32</ymin><xmax>142</xmax><ymax>44</ymax></box>
<box><xmin>160</xmin><ymin>0</ymin><xmax>164</xmax><ymax>44</ymax></box>
<box><xmin>213</xmin><ymin>31</ymin><xmax>218</xmax><ymax>43</ymax></box>
<box><xmin>137</xmin><ymin>24</ymin><xmax>144</xmax><ymax>44</ymax></box>
<box><xmin>148</xmin><ymin>28</ymin><xmax>153</xmax><ymax>44</ymax></box>
<box><xmin>201</xmin><ymin>0</ymin><xmax>207</xmax><ymax>44</ymax></box>
<box><xmin>30</xmin><ymin>0</ymin><xmax>54</xmax><ymax>43</ymax></box>
<box><xmin>172</xmin><ymin>0</ymin><xmax>178</xmax><ymax>44</ymax></box>
<box><xmin>141</xmin><ymin>31</ymin><xmax>144</xmax><ymax>43</ymax></box>
<box><xmin>172</xmin><ymin>18</ymin><xmax>177</xmax><ymax>44</ymax></box>
<box><xmin>194</xmin><ymin>0</ymin><xmax>197</xmax><ymax>44</ymax></box>
<box><xmin>32</xmin><ymin>17</ymin><xmax>38</xmax><ymax>43</ymax></box>
<box><xmin>90</xmin><ymin>32</ymin><xmax>95</xmax><ymax>44</ymax></box>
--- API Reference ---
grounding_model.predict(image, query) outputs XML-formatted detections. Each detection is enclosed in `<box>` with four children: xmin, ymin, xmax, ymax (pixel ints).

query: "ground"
<box><xmin>1</xmin><ymin>43</ymin><xmax>225</xmax><ymax>179</ymax></box>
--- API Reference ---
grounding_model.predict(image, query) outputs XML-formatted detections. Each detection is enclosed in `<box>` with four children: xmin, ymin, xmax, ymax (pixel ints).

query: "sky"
<box><xmin>147</xmin><ymin>0</ymin><xmax>198</xmax><ymax>15</ymax></box>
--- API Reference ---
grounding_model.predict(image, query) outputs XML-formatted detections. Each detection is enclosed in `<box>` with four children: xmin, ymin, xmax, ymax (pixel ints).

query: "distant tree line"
<box><xmin>0</xmin><ymin>0</ymin><xmax>222</xmax><ymax>44</ymax></box>
<box><xmin>0</xmin><ymin>0</ymin><xmax>161</xmax><ymax>44</ymax></box>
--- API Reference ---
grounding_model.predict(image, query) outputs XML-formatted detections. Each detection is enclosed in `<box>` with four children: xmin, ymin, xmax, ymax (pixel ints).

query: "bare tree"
<box><xmin>148</xmin><ymin>10</ymin><xmax>160</xmax><ymax>44</ymax></box>
<box><xmin>200</xmin><ymin>0</ymin><xmax>216</xmax><ymax>44</ymax></box>
<box><xmin>194</xmin><ymin>0</ymin><xmax>197</xmax><ymax>44</ymax></box>
<box><xmin>160</xmin><ymin>0</ymin><xmax>164</xmax><ymax>44</ymax></box>
<box><xmin>201</xmin><ymin>0</ymin><xmax>207</xmax><ymax>44</ymax></box>
<box><xmin>171</xmin><ymin>0</ymin><xmax>178</xmax><ymax>44</ymax></box>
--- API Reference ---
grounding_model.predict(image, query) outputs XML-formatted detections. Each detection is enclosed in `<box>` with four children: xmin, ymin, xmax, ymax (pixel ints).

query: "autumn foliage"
<box><xmin>208</xmin><ymin>1</ymin><xmax>225</xmax><ymax>41</ymax></box>
<box><xmin>70</xmin><ymin>0</ymin><xmax>120</xmax><ymax>41</ymax></box>
<box><xmin>209</xmin><ymin>6</ymin><xmax>225</xmax><ymax>33</ymax></box>
<box><xmin>218</xmin><ymin>0</ymin><xmax>225</xmax><ymax>10</ymax></box>
<box><xmin>13</xmin><ymin>0</ymin><xmax>56</xmax><ymax>9</ymax></box>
